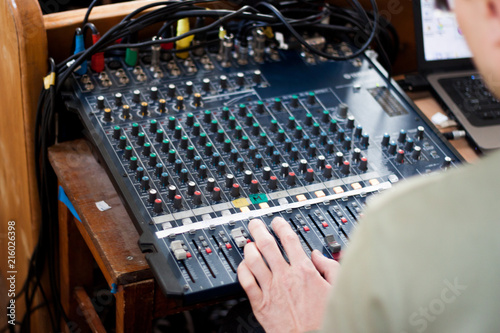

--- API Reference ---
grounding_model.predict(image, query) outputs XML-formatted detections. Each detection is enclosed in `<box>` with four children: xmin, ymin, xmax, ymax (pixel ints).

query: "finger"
<box><xmin>237</xmin><ymin>260</ymin><xmax>263</xmax><ymax>303</ymax></box>
<box><xmin>243</xmin><ymin>241</ymin><xmax>273</xmax><ymax>287</ymax></box>
<box><xmin>271</xmin><ymin>217</ymin><xmax>311</xmax><ymax>266</ymax></box>
<box><xmin>248</xmin><ymin>219</ymin><xmax>288</xmax><ymax>272</ymax></box>
<box><xmin>311</xmin><ymin>250</ymin><xmax>341</xmax><ymax>284</ymax></box>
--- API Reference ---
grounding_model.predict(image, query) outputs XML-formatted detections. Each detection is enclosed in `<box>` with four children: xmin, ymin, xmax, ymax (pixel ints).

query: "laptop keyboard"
<box><xmin>440</xmin><ymin>75</ymin><xmax>500</xmax><ymax>126</ymax></box>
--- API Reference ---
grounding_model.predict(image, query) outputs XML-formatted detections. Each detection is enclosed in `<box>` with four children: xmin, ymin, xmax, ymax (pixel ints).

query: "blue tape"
<box><xmin>58</xmin><ymin>186</ymin><xmax>81</xmax><ymax>222</ymax></box>
<box><xmin>110</xmin><ymin>283</ymin><xmax>118</xmax><ymax>294</ymax></box>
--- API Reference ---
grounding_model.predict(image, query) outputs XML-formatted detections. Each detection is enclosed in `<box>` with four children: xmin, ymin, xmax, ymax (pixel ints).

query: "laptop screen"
<box><xmin>420</xmin><ymin>0</ymin><xmax>471</xmax><ymax>62</ymax></box>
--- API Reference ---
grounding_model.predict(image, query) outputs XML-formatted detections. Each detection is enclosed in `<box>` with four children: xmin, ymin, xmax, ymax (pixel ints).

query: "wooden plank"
<box><xmin>115</xmin><ymin>280</ymin><xmax>154</xmax><ymax>333</ymax></box>
<box><xmin>49</xmin><ymin>139</ymin><xmax>152</xmax><ymax>285</ymax></box>
<box><xmin>0</xmin><ymin>1</ymin><xmax>48</xmax><ymax>331</ymax></box>
<box><xmin>74</xmin><ymin>287</ymin><xmax>107</xmax><ymax>333</ymax></box>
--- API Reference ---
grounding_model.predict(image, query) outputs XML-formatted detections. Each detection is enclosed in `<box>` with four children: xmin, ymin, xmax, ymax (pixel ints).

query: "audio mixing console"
<box><xmin>63</xmin><ymin>43</ymin><xmax>462</xmax><ymax>303</ymax></box>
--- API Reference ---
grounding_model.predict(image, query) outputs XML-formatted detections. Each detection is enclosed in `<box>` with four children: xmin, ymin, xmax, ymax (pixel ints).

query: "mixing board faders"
<box><xmin>65</xmin><ymin>45</ymin><xmax>462</xmax><ymax>303</ymax></box>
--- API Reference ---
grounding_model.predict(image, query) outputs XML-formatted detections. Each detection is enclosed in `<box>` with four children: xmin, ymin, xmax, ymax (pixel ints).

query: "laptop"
<box><xmin>414</xmin><ymin>0</ymin><xmax>500</xmax><ymax>152</ymax></box>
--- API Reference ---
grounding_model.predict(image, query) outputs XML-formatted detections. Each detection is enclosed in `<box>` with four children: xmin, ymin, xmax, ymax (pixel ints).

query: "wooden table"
<box><xmin>48</xmin><ymin>92</ymin><xmax>479</xmax><ymax>333</ymax></box>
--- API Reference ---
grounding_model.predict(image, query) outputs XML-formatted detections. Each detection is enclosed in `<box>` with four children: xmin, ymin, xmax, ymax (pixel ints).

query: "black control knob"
<box><xmin>223</xmin><ymin>139</ymin><xmax>232</xmax><ymax>152</ymax></box>
<box><xmin>341</xmin><ymin>161</ymin><xmax>350</xmax><ymax>175</ymax></box>
<box><xmin>308</xmin><ymin>144</ymin><xmax>317</xmax><ymax>157</ymax></box>
<box><xmin>334</xmin><ymin>152</ymin><xmax>344</xmax><ymax>166</ymax></box>
<box><xmin>361</xmin><ymin>134</ymin><xmax>370</xmax><ymax>148</ymax></box>
<box><xmin>352</xmin><ymin>148</ymin><xmax>361</xmax><ymax>162</ymax></box>
<box><xmin>388</xmin><ymin>142</ymin><xmax>397</xmax><ymax>155</ymax></box>
<box><xmin>136</xmin><ymin>167</ymin><xmax>144</xmax><ymax>180</ymax></box>
<box><xmin>161</xmin><ymin>139</ymin><xmax>170</xmax><ymax>153</ymax></box>
<box><xmin>337</xmin><ymin>129</ymin><xmax>345</xmax><ymax>142</ymax></box>
<box><xmin>173</xmin><ymin>195</ymin><xmax>183</xmax><ymax>209</ymax></box>
<box><xmin>240</xmin><ymin>137</ymin><xmax>249</xmax><ymax>149</ymax></box>
<box><xmin>167</xmin><ymin>84</ymin><xmax>176</xmax><ymax>98</ymax></box>
<box><xmin>217</xmin><ymin>161</ymin><xmax>226</xmax><ymax>175</ymax></box>
<box><xmin>236</xmin><ymin>158</ymin><xmax>245</xmax><ymax>172</ymax></box>
<box><xmin>317</xmin><ymin>155</ymin><xmax>326</xmax><ymax>169</ymax></box>
<box><xmin>119</xmin><ymin>136</ymin><xmax>127</xmax><ymax>149</ymax></box>
<box><xmin>288</xmin><ymin>116</ymin><xmax>296</xmax><ymax>129</ymax></box>
<box><xmin>113</xmin><ymin>125</ymin><xmax>121</xmax><ymax>140</ymax></box>
<box><xmin>137</xmin><ymin>133</ymin><xmax>145</xmax><ymax>146</ymax></box>
<box><xmin>305</xmin><ymin>113</ymin><xmax>314</xmax><ymax>126</ymax></box>
<box><xmin>253</xmin><ymin>70</ymin><xmax>262</xmax><ymax>84</ymax></box>
<box><xmin>405</xmin><ymin>138</ymin><xmax>414</xmax><ymax>151</ymax></box>
<box><xmin>141</xmin><ymin>176</ymin><xmax>150</xmax><ymax>191</ymax></box>
<box><xmin>193</xmin><ymin>191</ymin><xmax>202</xmax><ymax>206</ymax></box>
<box><xmin>342</xmin><ymin>138</ymin><xmax>351</xmax><ymax>151</ymax></box>
<box><xmin>398</xmin><ymin>129</ymin><xmax>407</xmax><ymax>143</ymax></box>
<box><xmin>153</xmin><ymin>199</ymin><xmax>163</xmax><ymax>213</ymax></box>
<box><xmin>302</xmin><ymin>136</ymin><xmax>311</xmax><ymax>148</ymax></box>
<box><xmin>221</xmin><ymin>107</ymin><xmax>230</xmax><ymax>120</ymax></box>
<box><xmin>290</xmin><ymin>95</ymin><xmax>299</xmax><ymax>108</ymax></box>
<box><xmin>124</xmin><ymin>146</ymin><xmax>132</xmax><ymax>159</ymax></box>
<box><xmin>159</xmin><ymin>99</ymin><xmax>166</xmax><ymax>113</ymax></box>
<box><xmin>186</xmin><ymin>113</ymin><xmax>194</xmax><ymax>127</ymax></box>
<box><xmin>180</xmin><ymin>136</ymin><xmax>189</xmax><ymax>150</ymax></box>
<box><xmin>187</xmin><ymin>181</ymin><xmax>196</xmax><ymax>196</ymax></box>
<box><xmin>142</xmin><ymin>143</ymin><xmax>151</xmax><ymax>156</ymax></box>
<box><xmin>176</xmin><ymin>96</ymin><xmax>184</xmax><ymax>110</ymax></box>
<box><xmin>205</xmin><ymin>143</ymin><xmax>213</xmax><ymax>156</ymax></box>
<box><xmin>198</xmin><ymin>165</ymin><xmax>207</xmax><ymax>179</ymax></box>
<box><xmin>210</xmin><ymin>120</ymin><xmax>219</xmax><ymax>133</ymax></box>
<box><xmin>256</xmin><ymin>101</ymin><xmax>265</xmax><ymax>114</ymax></box>
<box><xmin>97</xmin><ymin>95</ymin><xmax>105</xmax><ymax>109</ymax></box>
<box><xmin>281</xmin><ymin>163</ymin><xmax>290</xmax><ymax>177</ymax></box>
<box><xmin>272</xmin><ymin>151</ymin><xmax>280</xmax><ymax>164</ymax></box>
<box><xmin>141</xmin><ymin>102</ymin><xmax>148</xmax><ymax>116</ymax></box>
<box><xmin>312</xmin><ymin>123</ymin><xmax>321</xmax><ymax>136</ymax></box>
<box><xmin>299</xmin><ymin>159</ymin><xmax>308</xmax><ymax>174</ymax></box>
<box><xmin>396</xmin><ymin>149</ymin><xmax>405</xmax><ymax>163</ymax></box>
<box><xmin>416</xmin><ymin>126</ymin><xmax>425</xmax><ymax>141</ymax></box>
<box><xmin>225</xmin><ymin>174</ymin><xmax>235</xmax><ymax>188</ymax></box>
<box><xmin>305</xmin><ymin>168</ymin><xmax>314</xmax><ymax>182</ymax></box>
<box><xmin>149</xmin><ymin>153</ymin><xmax>157</xmax><ymax>167</ymax></box>
<box><xmin>212</xmin><ymin>187</ymin><xmax>222</xmax><ymax>201</ymax></box>
<box><xmin>228</xmin><ymin>116</ymin><xmax>236</xmax><ymax>130</ymax></box>
<box><xmin>148</xmin><ymin>188</ymin><xmax>158</xmax><ymax>203</ymax></box>
<box><xmin>268</xmin><ymin>176</ymin><xmax>278</xmax><ymax>190</ymax></box>
<box><xmin>381</xmin><ymin>133</ymin><xmax>390</xmax><ymax>147</ymax></box>
<box><xmin>307</xmin><ymin>92</ymin><xmax>316</xmax><ymax>105</ymax></box>
<box><xmin>193</xmin><ymin>156</ymin><xmax>202</xmax><ymax>170</ymax></box>
<box><xmin>238</xmin><ymin>104</ymin><xmax>247</xmax><ymax>117</ymax></box>
<box><xmin>289</xmin><ymin>147</ymin><xmax>298</xmax><ymax>161</ymax></box>
<box><xmin>155</xmin><ymin>163</ymin><xmax>163</xmax><ymax>177</ymax></box>
<box><xmin>122</xmin><ymin>105</ymin><xmax>130</xmax><ymax>119</ymax></box>
<box><xmin>133</xmin><ymin>90</ymin><xmax>141</xmax><ymax>103</ymax></box>
<box><xmin>150</xmin><ymin>86</ymin><xmax>158</xmax><ymax>100</ymax></box>
<box><xmin>198</xmin><ymin>133</ymin><xmax>207</xmax><ymax>146</ymax></box>
<box><xmin>203</xmin><ymin>110</ymin><xmax>212</xmax><ymax>123</ymax></box>
<box><xmin>185</xmin><ymin>81</ymin><xmax>193</xmax><ymax>95</ymax></box>
<box><xmin>192</xmin><ymin>123</ymin><xmax>201</xmax><ymax>136</ymax></box>
<box><xmin>236</xmin><ymin>72</ymin><xmax>245</xmax><ymax>87</ymax></box>
<box><xmin>325</xmin><ymin>140</ymin><xmax>335</xmax><ymax>154</ymax></box>
<box><xmin>277</xmin><ymin>130</ymin><xmax>285</xmax><ymax>142</ymax></box>
<box><xmin>156</xmin><ymin>129</ymin><xmax>164</xmax><ymax>143</ymax></box>
<box><xmin>323</xmin><ymin>164</ymin><xmax>333</xmax><ymax>178</ymax></box>
<box><xmin>338</xmin><ymin>103</ymin><xmax>348</xmax><ymax>118</ymax></box>
<box><xmin>129</xmin><ymin>157</ymin><xmax>138</xmax><ymax>170</ymax></box>
<box><xmin>346</xmin><ymin>116</ymin><xmax>355</xmax><ymax>129</ymax></box>
<box><xmin>294</xmin><ymin>126</ymin><xmax>303</xmax><ymax>139</ymax></box>
<box><xmin>359</xmin><ymin>157</ymin><xmax>368</xmax><ymax>171</ymax></box>
<box><xmin>412</xmin><ymin>146</ymin><xmax>422</xmax><ymax>160</ymax></box>
<box><xmin>250</xmin><ymin>179</ymin><xmax>259</xmax><ymax>193</ymax></box>
<box><xmin>231</xmin><ymin>184</ymin><xmax>241</xmax><ymax>197</ymax></box>
<box><xmin>220</xmin><ymin>75</ymin><xmax>228</xmax><ymax>90</ymax></box>
<box><xmin>244</xmin><ymin>170</ymin><xmax>253</xmax><ymax>184</ymax></box>
<box><xmin>206</xmin><ymin>178</ymin><xmax>215</xmax><ymax>192</ymax></box>
<box><xmin>266</xmin><ymin>143</ymin><xmax>275</xmax><ymax>155</ymax></box>
<box><xmin>160</xmin><ymin>172</ymin><xmax>169</xmax><ymax>187</ymax></box>
<box><xmin>202</xmin><ymin>78</ymin><xmax>211</xmax><ymax>93</ymax></box>
<box><xmin>273</xmin><ymin>98</ymin><xmax>282</xmax><ymax>111</ymax></box>
<box><xmin>354</xmin><ymin>125</ymin><xmax>363</xmax><ymax>138</ymax></box>
<box><xmin>286</xmin><ymin>172</ymin><xmax>296</xmax><ymax>186</ymax></box>
<box><xmin>174</xmin><ymin>126</ymin><xmax>182</xmax><ymax>139</ymax></box>
<box><xmin>329</xmin><ymin>119</ymin><xmax>338</xmax><ymax>133</ymax></box>
<box><xmin>442</xmin><ymin>156</ymin><xmax>452</xmax><ymax>169</ymax></box>
<box><xmin>263</xmin><ymin>166</ymin><xmax>271</xmax><ymax>180</ymax></box>
<box><xmin>180</xmin><ymin>169</ymin><xmax>188</xmax><ymax>183</ymax></box>
<box><xmin>174</xmin><ymin>159</ymin><xmax>183</xmax><ymax>173</ymax></box>
<box><xmin>168</xmin><ymin>149</ymin><xmax>177</xmax><ymax>163</ymax></box>
<box><xmin>254</xmin><ymin>154</ymin><xmax>263</xmax><ymax>168</ymax></box>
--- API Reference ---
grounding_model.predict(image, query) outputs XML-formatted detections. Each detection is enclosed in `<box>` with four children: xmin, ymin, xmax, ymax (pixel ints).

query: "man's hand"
<box><xmin>237</xmin><ymin>217</ymin><xmax>340</xmax><ymax>333</ymax></box>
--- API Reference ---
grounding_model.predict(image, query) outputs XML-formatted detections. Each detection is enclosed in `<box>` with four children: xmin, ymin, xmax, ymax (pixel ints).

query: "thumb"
<box><xmin>311</xmin><ymin>250</ymin><xmax>340</xmax><ymax>284</ymax></box>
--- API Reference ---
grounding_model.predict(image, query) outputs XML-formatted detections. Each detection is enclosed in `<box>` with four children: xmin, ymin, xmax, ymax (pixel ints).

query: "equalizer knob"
<box><xmin>129</xmin><ymin>157</ymin><xmax>138</xmax><ymax>170</ymax></box>
<box><xmin>442</xmin><ymin>156</ymin><xmax>452</xmax><ymax>169</ymax></box>
<box><xmin>281</xmin><ymin>163</ymin><xmax>290</xmax><ymax>177</ymax></box>
<box><xmin>263</xmin><ymin>166</ymin><xmax>271</xmax><ymax>180</ymax></box>
<box><xmin>141</xmin><ymin>102</ymin><xmax>148</xmax><ymax>116</ymax></box>
<box><xmin>334</xmin><ymin>152</ymin><xmax>344</xmax><ymax>166</ymax></box>
<box><xmin>231</xmin><ymin>184</ymin><xmax>241</xmax><ymax>197</ymax></box>
<box><xmin>288</xmin><ymin>116</ymin><xmax>296</xmax><ymax>129</ymax></box>
<box><xmin>412</xmin><ymin>146</ymin><xmax>422</xmax><ymax>160</ymax></box>
<box><xmin>225</xmin><ymin>174</ymin><xmax>235</xmax><ymax>188</ymax></box>
<box><xmin>388</xmin><ymin>142</ymin><xmax>397</xmax><ymax>155</ymax></box>
<box><xmin>167</xmin><ymin>84</ymin><xmax>176</xmax><ymax>98</ymax></box>
<box><xmin>289</xmin><ymin>147</ymin><xmax>298</xmax><ymax>161</ymax></box>
<box><xmin>173</xmin><ymin>195</ymin><xmax>183</xmax><ymax>210</ymax></box>
<box><xmin>305</xmin><ymin>169</ymin><xmax>314</xmax><ymax>182</ymax></box>
<box><xmin>299</xmin><ymin>159</ymin><xmax>308</xmax><ymax>173</ymax></box>
<box><xmin>320</xmin><ymin>131</ymin><xmax>328</xmax><ymax>145</ymax></box>
<box><xmin>159</xmin><ymin>99</ymin><xmax>166</xmax><ymax>113</ymax></box>
<box><xmin>205</xmin><ymin>143</ymin><xmax>213</xmax><ymax>156</ymax></box>
<box><xmin>272</xmin><ymin>151</ymin><xmax>280</xmax><ymax>164</ymax></box>
<box><xmin>148</xmin><ymin>189</ymin><xmax>157</xmax><ymax>203</ymax></box>
<box><xmin>359</xmin><ymin>157</ymin><xmax>368</xmax><ymax>171</ymax></box>
<box><xmin>221</xmin><ymin>107</ymin><xmax>230</xmax><ymax>120</ymax></box>
<box><xmin>141</xmin><ymin>176</ymin><xmax>150</xmax><ymax>191</ymax></box>
<box><xmin>113</xmin><ymin>126</ymin><xmax>121</xmax><ymax>139</ymax></box>
<box><xmin>268</xmin><ymin>176</ymin><xmax>278</xmax><ymax>190</ymax></box>
<box><xmin>238</xmin><ymin>104</ymin><xmax>247</xmax><ymax>117</ymax></box>
<box><xmin>122</xmin><ymin>105</ymin><xmax>130</xmax><ymax>119</ymax></box>
<box><xmin>396</xmin><ymin>149</ymin><xmax>405</xmax><ymax>163</ymax></box>
<box><xmin>133</xmin><ymin>90</ymin><xmax>141</xmax><ymax>103</ymax></box>
<box><xmin>352</xmin><ymin>148</ymin><xmax>361</xmax><ymax>162</ymax></box>
<box><xmin>244</xmin><ymin>170</ymin><xmax>253</xmax><ymax>184</ymax></box>
<box><xmin>217</xmin><ymin>162</ymin><xmax>226</xmax><ymax>175</ymax></box>
<box><xmin>254</xmin><ymin>154</ymin><xmax>263</xmax><ymax>168</ymax></box>
<box><xmin>161</xmin><ymin>139</ymin><xmax>170</xmax><ymax>153</ymax></box>
<box><xmin>136</xmin><ymin>167</ymin><xmax>144</xmax><ymax>180</ymax></box>
<box><xmin>202</xmin><ymin>78</ymin><xmax>211</xmax><ymax>92</ymax></box>
<box><xmin>416</xmin><ymin>126</ymin><xmax>425</xmax><ymax>141</ymax></box>
<box><xmin>193</xmin><ymin>156</ymin><xmax>202</xmax><ymax>170</ymax></box>
<box><xmin>354</xmin><ymin>125</ymin><xmax>363</xmax><ymax>138</ymax></box>
<box><xmin>212</xmin><ymin>187</ymin><xmax>222</xmax><ymax>201</ymax></box>
<box><xmin>346</xmin><ymin>116</ymin><xmax>355</xmax><ymax>129</ymax></box>
<box><xmin>198</xmin><ymin>165</ymin><xmax>207</xmax><ymax>179</ymax></box>
<box><xmin>329</xmin><ymin>119</ymin><xmax>338</xmax><ymax>133</ymax></box>
<box><xmin>155</xmin><ymin>163</ymin><xmax>163</xmax><ymax>177</ymax></box>
<box><xmin>149</xmin><ymin>153</ymin><xmax>157</xmax><ymax>167</ymax></box>
<box><xmin>161</xmin><ymin>172</ymin><xmax>169</xmax><ymax>187</ymax></box>
<box><xmin>204</xmin><ymin>110</ymin><xmax>212</xmax><ymax>123</ymax></box>
<box><xmin>341</xmin><ymin>161</ymin><xmax>350</xmax><ymax>175</ymax></box>
<box><xmin>168</xmin><ymin>149</ymin><xmax>177</xmax><ymax>163</ymax></box>
<box><xmin>97</xmin><ymin>96</ymin><xmax>105</xmax><ymax>109</ymax></box>
<box><xmin>361</xmin><ymin>134</ymin><xmax>370</xmax><ymax>148</ymax></box>
<box><xmin>286</xmin><ymin>172</ymin><xmax>296</xmax><ymax>186</ymax></box>
<box><xmin>154</xmin><ymin>199</ymin><xmax>163</xmax><ymax>214</ymax></box>
<box><xmin>273</xmin><ymin>98</ymin><xmax>282</xmax><ymax>111</ymax></box>
<box><xmin>185</xmin><ymin>81</ymin><xmax>193</xmax><ymax>95</ymax></box>
<box><xmin>149</xmin><ymin>119</ymin><xmax>157</xmax><ymax>133</ymax></box>
<box><xmin>236</xmin><ymin>72</ymin><xmax>245</xmax><ymax>87</ymax></box>
<box><xmin>323</xmin><ymin>164</ymin><xmax>333</xmax><ymax>178</ymax></box>
<box><xmin>180</xmin><ymin>169</ymin><xmax>188</xmax><ymax>183</ymax></box>
<box><xmin>290</xmin><ymin>95</ymin><xmax>299</xmax><ymax>108</ymax></box>
<box><xmin>176</xmin><ymin>96</ymin><xmax>184</xmax><ymax>110</ymax></box>
<box><xmin>220</xmin><ymin>75</ymin><xmax>228</xmax><ymax>90</ymax></box>
<box><xmin>174</xmin><ymin>160</ymin><xmax>183</xmax><ymax>173</ymax></box>
<box><xmin>124</xmin><ymin>146</ymin><xmax>132</xmax><ymax>159</ymax></box>
<box><xmin>312</xmin><ymin>123</ymin><xmax>320</xmax><ymax>136</ymax></box>
<box><xmin>210</xmin><ymin>120</ymin><xmax>218</xmax><ymax>133</ymax></box>
<box><xmin>307</xmin><ymin>92</ymin><xmax>316</xmax><ymax>105</ymax></box>
<box><xmin>250</xmin><ymin>179</ymin><xmax>259</xmax><ymax>193</ymax></box>
<box><xmin>137</xmin><ymin>133</ymin><xmax>145</xmax><ymax>146</ymax></box>
<box><xmin>180</xmin><ymin>136</ymin><xmax>189</xmax><ymax>149</ymax></box>
<box><xmin>150</xmin><ymin>86</ymin><xmax>158</xmax><ymax>100</ymax></box>
<box><xmin>119</xmin><ymin>136</ymin><xmax>126</xmax><ymax>149</ymax></box>
<box><xmin>206</xmin><ymin>178</ymin><xmax>215</xmax><ymax>192</ymax></box>
<box><xmin>156</xmin><ymin>129</ymin><xmax>164</xmax><ymax>143</ymax></box>
<box><xmin>143</xmin><ymin>143</ymin><xmax>151</xmax><ymax>156</ymax></box>
<box><xmin>193</xmin><ymin>191</ymin><xmax>202</xmax><ymax>205</ymax></box>
<box><xmin>256</xmin><ymin>101</ymin><xmax>265</xmax><ymax>114</ymax></box>
<box><xmin>114</xmin><ymin>93</ymin><xmax>122</xmax><ymax>107</ymax></box>
<box><xmin>337</xmin><ymin>129</ymin><xmax>345</xmax><ymax>142</ymax></box>
<box><xmin>308</xmin><ymin>144</ymin><xmax>317</xmax><ymax>157</ymax></box>
<box><xmin>398</xmin><ymin>129</ymin><xmax>407</xmax><ymax>143</ymax></box>
<box><xmin>265</xmin><ymin>143</ymin><xmax>275</xmax><ymax>155</ymax></box>
<box><xmin>253</xmin><ymin>70</ymin><xmax>262</xmax><ymax>84</ymax></box>
<box><xmin>405</xmin><ymin>138</ymin><xmax>414</xmax><ymax>151</ymax></box>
